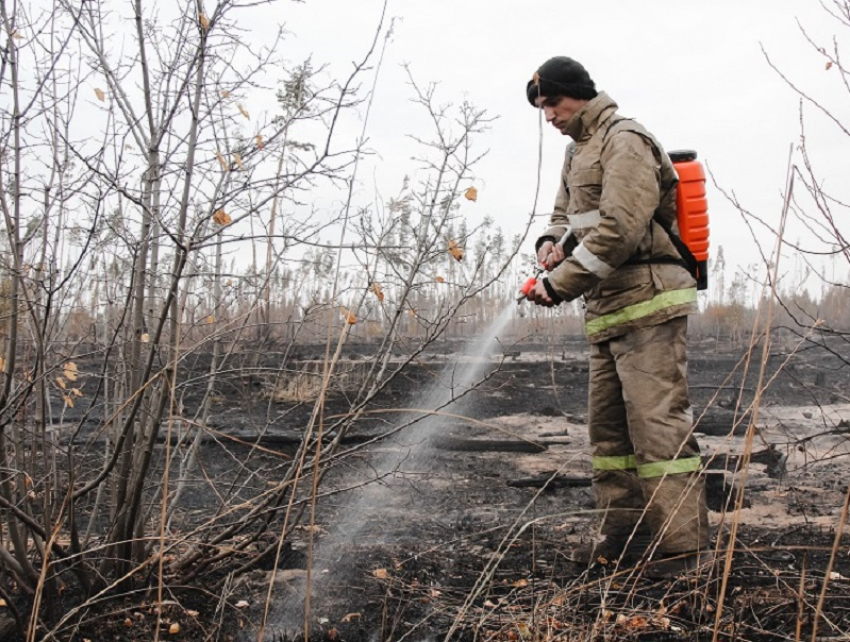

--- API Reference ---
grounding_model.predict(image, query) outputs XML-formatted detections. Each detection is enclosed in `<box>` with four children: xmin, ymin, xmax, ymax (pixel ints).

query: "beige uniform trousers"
<box><xmin>588</xmin><ymin>316</ymin><xmax>709</xmax><ymax>554</ymax></box>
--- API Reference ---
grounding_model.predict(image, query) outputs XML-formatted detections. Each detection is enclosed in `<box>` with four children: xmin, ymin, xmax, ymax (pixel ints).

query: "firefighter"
<box><xmin>524</xmin><ymin>56</ymin><xmax>711</xmax><ymax>576</ymax></box>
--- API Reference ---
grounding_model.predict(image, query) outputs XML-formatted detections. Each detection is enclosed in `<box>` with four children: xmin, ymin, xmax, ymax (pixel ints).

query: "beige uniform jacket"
<box><xmin>540</xmin><ymin>92</ymin><xmax>697</xmax><ymax>343</ymax></box>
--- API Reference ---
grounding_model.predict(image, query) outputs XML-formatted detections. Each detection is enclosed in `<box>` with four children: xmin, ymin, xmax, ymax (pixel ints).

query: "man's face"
<box><xmin>534</xmin><ymin>95</ymin><xmax>586</xmax><ymax>134</ymax></box>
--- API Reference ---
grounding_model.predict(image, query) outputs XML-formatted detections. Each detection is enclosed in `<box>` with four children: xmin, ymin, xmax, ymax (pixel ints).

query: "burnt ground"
<box><xmin>209</xmin><ymin>337</ymin><xmax>850</xmax><ymax>642</ymax></box>
<box><xmin>5</xmin><ymin>335</ymin><xmax>850</xmax><ymax>641</ymax></box>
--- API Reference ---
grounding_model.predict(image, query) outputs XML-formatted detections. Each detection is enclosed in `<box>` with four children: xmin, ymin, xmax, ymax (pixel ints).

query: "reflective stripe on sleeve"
<box><xmin>585</xmin><ymin>288</ymin><xmax>698</xmax><ymax>336</ymax></box>
<box><xmin>637</xmin><ymin>456</ymin><xmax>702</xmax><ymax>479</ymax></box>
<box><xmin>592</xmin><ymin>454</ymin><xmax>637</xmax><ymax>471</ymax></box>
<box><xmin>573</xmin><ymin>243</ymin><xmax>616</xmax><ymax>279</ymax></box>
<box><xmin>567</xmin><ymin>209</ymin><xmax>601</xmax><ymax>230</ymax></box>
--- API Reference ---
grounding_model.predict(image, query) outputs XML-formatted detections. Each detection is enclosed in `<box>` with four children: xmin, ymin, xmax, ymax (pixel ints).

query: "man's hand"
<box><xmin>526</xmin><ymin>279</ymin><xmax>557</xmax><ymax>307</ymax></box>
<box><xmin>536</xmin><ymin>240</ymin><xmax>566</xmax><ymax>271</ymax></box>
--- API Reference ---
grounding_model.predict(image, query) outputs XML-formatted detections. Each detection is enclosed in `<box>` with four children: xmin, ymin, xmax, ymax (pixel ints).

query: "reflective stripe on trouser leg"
<box><xmin>589</xmin><ymin>340</ymin><xmax>644</xmax><ymax>536</ymax></box>
<box><xmin>593</xmin><ymin>454</ymin><xmax>636</xmax><ymax>471</ymax></box>
<box><xmin>610</xmin><ymin>316</ymin><xmax>709</xmax><ymax>554</ymax></box>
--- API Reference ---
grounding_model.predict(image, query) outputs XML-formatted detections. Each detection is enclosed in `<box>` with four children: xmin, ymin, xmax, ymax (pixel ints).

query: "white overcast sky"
<box><xmin>253</xmin><ymin>0</ymin><xmax>848</xmax><ymax>291</ymax></box>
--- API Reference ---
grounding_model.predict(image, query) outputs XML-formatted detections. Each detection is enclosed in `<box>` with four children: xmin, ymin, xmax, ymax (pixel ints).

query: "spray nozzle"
<box><xmin>517</xmin><ymin>274</ymin><xmax>541</xmax><ymax>303</ymax></box>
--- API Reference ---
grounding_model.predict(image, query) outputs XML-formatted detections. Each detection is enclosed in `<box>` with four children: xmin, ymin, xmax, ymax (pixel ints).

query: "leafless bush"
<box><xmin>0</xmin><ymin>1</ymin><xmax>540</xmax><ymax>638</ymax></box>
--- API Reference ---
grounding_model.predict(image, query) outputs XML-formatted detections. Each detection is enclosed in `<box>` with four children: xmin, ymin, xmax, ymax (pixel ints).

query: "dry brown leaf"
<box><xmin>408</xmin><ymin>308</ymin><xmax>415</xmax><ymax>318</ymax></box>
<box><xmin>435</xmin><ymin>276</ymin><xmax>445</xmax><ymax>283</ymax></box>
<box><xmin>512</xmin><ymin>578</ymin><xmax>529</xmax><ymax>588</ymax></box>
<box><xmin>237</xmin><ymin>103</ymin><xmax>250</xmax><ymax>120</ymax></box>
<box><xmin>234</xmin><ymin>152</ymin><xmax>244</xmax><ymax>171</ymax></box>
<box><xmin>56</xmin><ymin>377</ymin><xmax>67</xmax><ymax>390</ymax></box>
<box><xmin>370</xmin><ymin>283</ymin><xmax>384</xmax><ymax>301</ymax></box>
<box><xmin>64</xmin><ymin>362</ymin><xmax>79</xmax><ymax>381</ymax></box>
<box><xmin>0</xmin><ymin>357</ymin><xmax>6</xmax><ymax>372</ymax></box>
<box><xmin>125</xmin><ymin>617</ymin><xmax>133</xmax><ymax>627</ymax></box>
<box><xmin>12</xmin><ymin>31</ymin><xmax>23</xmax><ymax>40</ymax></box>
<box><xmin>532</xmin><ymin>71</ymin><xmax>540</xmax><ymax>86</ymax></box>
<box><xmin>372</xmin><ymin>568</ymin><xmax>389</xmax><ymax>579</ymax></box>
<box><xmin>826</xmin><ymin>61</ymin><xmax>834</xmax><ymax>70</ymax></box>
<box><xmin>614</xmin><ymin>613</ymin><xmax>651</xmax><ymax>630</ymax></box>
<box><xmin>169</xmin><ymin>622</ymin><xmax>180</xmax><ymax>635</ymax></box>
<box><xmin>94</xmin><ymin>88</ymin><xmax>105</xmax><ymax>102</ymax></box>
<box><xmin>216</xmin><ymin>151</ymin><xmax>229</xmax><ymax>171</ymax></box>
<box><xmin>516</xmin><ymin>622</ymin><xmax>531</xmax><ymax>640</ymax></box>
<box><xmin>341</xmin><ymin>612</ymin><xmax>361</xmax><ymax>623</ymax></box>
<box><xmin>185</xmin><ymin>610</ymin><xmax>199</xmax><ymax>618</ymax></box>
<box><xmin>71</xmin><ymin>388</ymin><xmax>83</xmax><ymax>398</ymax></box>
<box><xmin>256</xmin><ymin>134</ymin><xmax>264</xmax><ymax>149</ymax></box>
<box><xmin>340</xmin><ymin>306</ymin><xmax>357</xmax><ymax>325</ymax></box>
<box><xmin>235</xmin><ymin>600</ymin><xmax>250</xmax><ymax>608</ymax></box>
<box><xmin>140</xmin><ymin>333</ymin><xmax>150</xmax><ymax>343</ymax></box>
<box><xmin>328</xmin><ymin>629</ymin><xmax>339</xmax><ymax>641</ymax></box>
<box><xmin>221</xmin><ymin>89</ymin><xmax>231</xmax><ymax>98</ymax></box>
<box><xmin>63</xmin><ymin>394</ymin><xmax>74</xmax><ymax>409</ymax></box>
<box><xmin>464</xmin><ymin>187</ymin><xmax>478</xmax><ymax>202</ymax></box>
<box><xmin>0</xmin><ymin>598</ymin><xmax>7</xmax><ymax>607</ymax></box>
<box><xmin>213</xmin><ymin>209</ymin><xmax>232</xmax><ymax>226</ymax></box>
<box><xmin>206</xmin><ymin>315</ymin><xmax>215</xmax><ymax>324</ymax></box>
<box><xmin>199</xmin><ymin>13</ymin><xmax>209</xmax><ymax>30</ymax></box>
<box><xmin>625</xmin><ymin>615</ymin><xmax>648</xmax><ymax>630</ymax></box>
<box><xmin>448</xmin><ymin>240</ymin><xmax>464</xmax><ymax>262</ymax></box>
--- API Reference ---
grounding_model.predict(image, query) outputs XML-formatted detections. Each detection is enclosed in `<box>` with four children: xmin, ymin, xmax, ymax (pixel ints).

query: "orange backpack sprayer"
<box><xmin>519</xmin><ymin>149</ymin><xmax>710</xmax><ymax>300</ymax></box>
<box><xmin>669</xmin><ymin>150</ymin><xmax>709</xmax><ymax>290</ymax></box>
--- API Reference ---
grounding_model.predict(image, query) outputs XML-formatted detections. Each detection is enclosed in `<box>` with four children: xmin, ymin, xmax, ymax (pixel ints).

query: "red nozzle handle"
<box><xmin>520</xmin><ymin>277</ymin><xmax>537</xmax><ymax>297</ymax></box>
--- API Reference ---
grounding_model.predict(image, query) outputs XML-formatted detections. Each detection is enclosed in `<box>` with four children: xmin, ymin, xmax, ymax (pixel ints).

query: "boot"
<box><xmin>643</xmin><ymin>550</ymin><xmax>716</xmax><ymax>579</ymax></box>
<box><xmin>569</xmin><ymin>527</ymin><xmax>654</xmax><ymax>565</ymax></box>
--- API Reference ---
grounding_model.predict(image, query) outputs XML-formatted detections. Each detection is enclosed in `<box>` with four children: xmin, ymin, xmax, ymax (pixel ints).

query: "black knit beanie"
<box><xmin>526</xmin><ymin>56</ymin><xmax>598</xmax><ymax>106</ymax></box>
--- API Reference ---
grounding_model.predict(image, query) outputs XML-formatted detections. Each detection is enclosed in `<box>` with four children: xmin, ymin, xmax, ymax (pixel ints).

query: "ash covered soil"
<box><xmin>197</xmin><ymin>337</ymin><xmax>850</xmax><ymax>642</ymax></box>
<box><xmin>49</xmin><ymin>336</ymin><xmax>850</xmax><ymax>642</ymax></box>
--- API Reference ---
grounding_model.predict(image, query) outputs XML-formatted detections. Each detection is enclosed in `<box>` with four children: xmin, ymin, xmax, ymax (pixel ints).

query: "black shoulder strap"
<box><xmin>648</xmin><ymin>213</ymin><xmax>699</xmax><ymax>278</ymax></box>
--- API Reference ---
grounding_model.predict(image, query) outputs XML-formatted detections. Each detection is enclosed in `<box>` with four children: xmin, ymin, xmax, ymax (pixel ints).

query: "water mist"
<box><xmin>259</xmin><ymin>304</ymin><xmax>519</xmax><ymax>640</ymax></box>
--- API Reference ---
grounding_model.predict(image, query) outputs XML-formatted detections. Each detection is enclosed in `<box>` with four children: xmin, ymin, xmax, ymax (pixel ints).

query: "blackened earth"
<box><xmin>8</xmin><ymin>335</ymin><xmax>850</xmax><ymax>642</ymax></box>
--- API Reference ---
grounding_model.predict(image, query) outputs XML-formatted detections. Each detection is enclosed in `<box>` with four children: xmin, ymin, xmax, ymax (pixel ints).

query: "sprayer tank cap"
<box><xmin>669</xmin><ymin>150</ymin><xmax>698</xmax><ymax>163</ymax></box>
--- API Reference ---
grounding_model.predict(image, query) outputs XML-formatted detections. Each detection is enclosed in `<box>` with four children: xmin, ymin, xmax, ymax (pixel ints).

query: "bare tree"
<box><xmin>0</xmin><ymin>0</ymin><xmax>539</xmax><ymax>637</ymax></box>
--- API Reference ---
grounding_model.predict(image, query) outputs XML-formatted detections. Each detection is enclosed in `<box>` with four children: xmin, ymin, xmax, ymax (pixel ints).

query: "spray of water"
<box><xmin>260</xmin><ymin>303</ymin><xmax>519</xmax><ymax>639</ymax></box>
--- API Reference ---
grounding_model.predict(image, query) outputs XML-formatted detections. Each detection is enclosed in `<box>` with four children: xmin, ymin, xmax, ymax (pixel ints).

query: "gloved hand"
<box><xmin>525</xmin><ymin>277</ymin><xmax>563</xmax><ymax>307</ymax></box>
<box><xmin>536</xmin><ymin>239</ymin><xmax>566</xmax><ymax>271</ymax></box>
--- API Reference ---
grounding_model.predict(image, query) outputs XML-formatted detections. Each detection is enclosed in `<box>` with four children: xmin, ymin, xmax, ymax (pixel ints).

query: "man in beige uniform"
<box><xmin>524</xmin><ymin>56</ymin><xmax>710</xmax><ymax>575</ymax></box>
